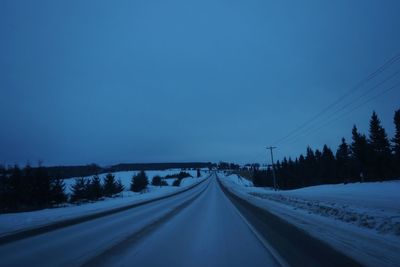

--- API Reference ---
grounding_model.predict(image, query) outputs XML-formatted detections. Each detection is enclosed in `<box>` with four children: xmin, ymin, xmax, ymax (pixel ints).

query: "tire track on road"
<box><xmin>81</xmin><ymin>179</ymin><xmax>211</xmax><ymax>267</ymax></box>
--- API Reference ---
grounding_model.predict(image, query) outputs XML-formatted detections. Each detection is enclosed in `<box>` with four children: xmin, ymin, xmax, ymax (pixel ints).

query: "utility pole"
<box><xmin>267</xmin><ymin>146</ymin><xmax>277</xmax><ymax>191</ymax></box>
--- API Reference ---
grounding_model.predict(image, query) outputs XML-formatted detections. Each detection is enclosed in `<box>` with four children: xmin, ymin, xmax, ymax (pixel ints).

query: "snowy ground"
<box><xmin>221</xmin><ymin>173</ymin><xmax>253</xmax><ymax>187</ymax></box>
<box><xmin>219</xmin><ymin>173</ymin><xmax>400</xmax><ymax>267</ymax></box>
<box><xmin>0</xmin><ymin>169</ymin><xmax>208</xmax><ymax>237</ymax></box>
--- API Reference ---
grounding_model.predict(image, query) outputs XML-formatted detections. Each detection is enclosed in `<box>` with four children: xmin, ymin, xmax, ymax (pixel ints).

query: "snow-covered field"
<box><xmin>219</xmin><ymin>173</ymin><xmax>400</xmax><ymax>267</ymax></box>
<box><xmin>64</xmin><ymin>169</ymin><xmax>201</xmax><ymax>194</ymax></box>
<box><xmin>0</xmin><ymin>169</ymin><xmax>208</xmax><ymax>237</ymax></box>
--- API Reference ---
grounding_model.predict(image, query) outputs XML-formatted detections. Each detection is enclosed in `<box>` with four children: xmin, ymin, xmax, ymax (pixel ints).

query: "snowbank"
<box><xmin>219</xmin><ymin>174</ymin><xmax>400</xmax><ymax>267</ymax></box>
<box><xmin>222</xmin><ymin>173</ymin><xmax>253</xmax><ymax>187</ymax></box>
<box><xmin>0</xmin><ymin>170</ymin><xmax>208</xmax><ymax>237</ymax></box>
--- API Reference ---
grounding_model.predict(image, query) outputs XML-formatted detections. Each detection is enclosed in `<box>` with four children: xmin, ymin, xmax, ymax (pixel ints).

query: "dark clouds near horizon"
<box><xmin>1</xmin><ymin>0</ymin><xmax>400</xmax><ymax>166</ymax></box>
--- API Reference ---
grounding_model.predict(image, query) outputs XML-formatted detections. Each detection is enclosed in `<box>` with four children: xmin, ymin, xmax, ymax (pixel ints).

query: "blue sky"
<box><xmin>1</xmin><ymin>0</ymin><xmax>400</xmax><ymax>166</ymax></box>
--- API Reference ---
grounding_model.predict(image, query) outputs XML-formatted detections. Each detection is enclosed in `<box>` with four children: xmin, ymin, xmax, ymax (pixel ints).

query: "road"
<box><xmin>0</xmin><ymin>174</ymin><xmax>281</xmax><ymax>267</ymax></box>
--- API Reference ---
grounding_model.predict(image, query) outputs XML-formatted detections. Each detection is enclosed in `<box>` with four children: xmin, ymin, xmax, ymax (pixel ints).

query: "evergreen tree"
<box><xmin>172</xmin><ymin>178</ymin><xmax>181</xmax><ymax>186</ymax></box>
<box><xmin>7</xmin><ymin>166</ymin><xmax>22</xmax><ymax>210</ymax></box>
<box><xmin>278</xmin><ymin>158</ymin><xmax>289</xmax><ymax>189</ymax></box>
<box><xmin>305</xmin><ymin>147</ymin><xmax>317</xmax><ymax>185</ymax></box>
<box><xmin>320</xmin><ymin>145</ymin><xmax>336</xmax><ymax>184</ymax></box>
<box><xmin>252</xmin><ymin>168</ymin><xmax>261</xmax><ymax>187</ymax></box>
<box><xmin>368</xmin><ymin>111</ymin><xmax>391</xmax><ymax>180</ymax></box>
<box><xmin>89</xmin><ymin>175</ymin><xmax>103</xmax><ymax>200</ymax></box>
<box><xmin>286</xmin><ymin>158</ymin><xmax>298</xmax><ymax>189</ymax></box>
<box><xmin>253</xmin><ymin>168</ymin><xmax>270</xmax><ymax>187</ymax></box>
<box><xmin>314</xmin><ymin>149</ymin><xmax>323</xmax><ymax>184</ymax></box>
<box><xmin>0</xmin><ymin>167</ymin><xmax>11</xmax><ymax>211</ymax></box>
<box><xmin>392</xmin><ymin>109</ymin><xmax>400</xmax><ymax>175</ymax></box>
<box><xmin>351</xmin><ymin>125</ymin><xmax>370</xmax><ymax>182</ymax></box>
<box><xmin>151</xmin><ymin>175</ymin><xmax>163</xmax><ymax>186</ymax></box>
<box><xmin>197</xmin><ymin>169</ymin><xmax>201</xmax><ymax>178</ymax></box>
<box><xmin>50</xmin><ymin>178</ymin><xmax>68</xmax><ymax>204</ymax></box>
<box><xmin>70</xmin><ymin>177</ymin><xmax>89</xmax><ymax>202</ymax></box>
<box><xmin>31</xmin><ymin>166</ymin><xmax>52</xmax><ymax>207</ymax></box>
<box><xmin>130</xmin><ymin>170</ymin><xmax>148</xmax><ymax>192</ymax></box>
<box><xmin>103</xmin><ymin>173</ymin><xmax>117</xmax><ymax>197</ymax></box>
<box><xmin>336</xmin><ymin>138</ymin><xmax>351</xmax><ymax>183</ymax></box>
<box><xmin>20</xmin><ymin>165</ymin><xmax>35</xmax><ymax>207</ymax></box>
<box><xmin>297</xmin><ymin>155</ymin><xmax>306</xmax><ymax>186</ymax></box>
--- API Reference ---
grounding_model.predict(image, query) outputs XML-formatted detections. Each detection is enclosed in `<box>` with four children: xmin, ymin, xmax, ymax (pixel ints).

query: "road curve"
<box><xmin>0</xmin><ymin>174</ymin><xmax>280</xmax><ymax>267</ymax></box>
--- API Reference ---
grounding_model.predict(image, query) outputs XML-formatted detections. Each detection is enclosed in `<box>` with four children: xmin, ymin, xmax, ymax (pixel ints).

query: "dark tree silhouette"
<box><xmin>320</xmin><ymin>145</ymin><xmax>336</xmax><ymax>184</ymax></box>
<box><xmin>103</xmin><ymin>173</ymin><xmax>118</xmax><ymax>197</ymax></box>
<box><xmin>131</xmin><ymin>170</ymin><xmax>148</xmax><ymax>192</ymax></box>
<box><xmin>50</xmin><ymin>178</ymin><xmax>68</xmax><ymax>204</ymax></box>
<box><xmin>305</xmin><ymin>147</ymin><xmax>317</xmax><ymax>185</ymax></box>
<box><xmin>336</xmin><ymin>138</ymin><xmax>351</xmax><ymax>183</ymax></box>
<box><xmin>351</xmin><ymin>125</ymin><xmax>370</xmax><ymax>182</ymax></box>
<box><xmin>392</xmin><ymin>109</ymin><xmax>400</xmax><ymax>175</ymax></box>
<box><xmin>70</xmin><ymin>177</ymin><xmax>89</xmax><ymax>202</ymax></box>
<box><xmin>368</xmin><ymin>111</ymin><xmax>391</xmax><ymax>180</ymax></box>
<box><xmin>151</xmin><ymin>175</ymin><xmax>163</xmax><ymax>186</ymax></box>
<box><xmin>89</xmin><ymin>175</ymin><xmax>103</xmax><ymax>200</ymax></box>
<box><xmin>172</xmin><ymin>178</ymin><xmax>181</xmax><ymax>186</ymax></box>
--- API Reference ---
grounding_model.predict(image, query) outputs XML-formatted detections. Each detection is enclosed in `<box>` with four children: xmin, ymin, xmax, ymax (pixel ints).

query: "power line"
<box><xmin>278</xmin><ymin>70</ymin><xmax>400</xmax><ymax>146</ymax></box>
<box><xmin>281</xmin><ymin>80</ymin><xmax>400</xmax><ymax>147</ymax></box>
<box><xmin>273</xmin><ymin>54</ymin><xmax>400</xmax><ymax>146</ymax></box>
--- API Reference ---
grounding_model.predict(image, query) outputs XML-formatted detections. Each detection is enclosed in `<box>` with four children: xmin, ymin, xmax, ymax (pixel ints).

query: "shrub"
<box><xmin>177</xmin><ymin>171</ymin><xmax>192</xmax><ymax>179</ymax></box>
<box><xmin>172</xmin><ymin>178</ymin><xmax>181</xmax><ymax>187</ymax></box>
<box><xmin>164</xmin><ymin>171</ymin><xmax>192</xmax><ymax>179</ymax></box>
<box><xmin>151</xmin><ymin>175</ymin><xmax>162</xmax><ymax>186</ymax></box>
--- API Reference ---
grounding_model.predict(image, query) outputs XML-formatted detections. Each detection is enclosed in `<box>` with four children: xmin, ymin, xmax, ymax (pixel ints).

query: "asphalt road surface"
<box><xmin>0</xmin><ymin>174</ymin><xmax>281</xmax><ymax>267</ymax></box>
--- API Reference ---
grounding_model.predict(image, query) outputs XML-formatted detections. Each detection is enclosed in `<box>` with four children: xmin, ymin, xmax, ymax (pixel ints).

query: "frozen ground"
<box><xmin>219</xmin><ymin>173</ymin><xmax>400</xmax><ymax>267</ymax></box>
<box><xmin>0</xmin><ymin>170</ymin><xmax>208</xmax><ymax>237</ymax></box>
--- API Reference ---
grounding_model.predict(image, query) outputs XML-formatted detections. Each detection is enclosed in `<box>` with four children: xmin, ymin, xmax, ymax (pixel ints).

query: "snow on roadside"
<box><xmin>219</xmin><ymin>174</ymin><xmax>400</xmax><ymax>267</ymax></box>
<box><xmin>222</xmin><ymin>173</ymin><xmax>253</xmax><ymax>187</ymax></box>
<box><xmin>0</xmin><ymin>171</ymin><xmax>208</xmax><ymax>237</ymax></box>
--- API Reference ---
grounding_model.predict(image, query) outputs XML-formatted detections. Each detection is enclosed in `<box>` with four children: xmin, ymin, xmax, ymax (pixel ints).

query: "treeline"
<box><xmin>217</xmin><ymin>162</ymin><xmax>240</xmax><ymax>170</ymax></box>
<box><xmin>109</xmin><ymin>162</ymin><xmax>212</xmax><ymax>173</ymax></box>
<box><xmin>31</xmin><ymin>164</ymin><xmax>103</xmax><ymax>180</ymax></box>
<box><xmin>0</xmin><ymin>167</ymin><xmax>126</xmax><ymax>212</ymax></box>
<box><xmin>0</xmin><ymin>165</ymin><xmax>68</xmax><ymax>212</ymax></box>
<box><xmin>70</xmin><ymin>173</ymin><xmax>124</xmax><ymax>202</ymax></box>
<box><xmin>0</xmin><ymin>162</ymin><xmax>212</xmax><ymax>181</ymax></box>
<box><xmin>0</xmin><ymin>168</ymin><xmax>200</xmax><ymax>212</ymax></box>
<box><xmin>254</xmin><ymin>109</ymin><xmax>400</xmax><ymax>189</ymax></box>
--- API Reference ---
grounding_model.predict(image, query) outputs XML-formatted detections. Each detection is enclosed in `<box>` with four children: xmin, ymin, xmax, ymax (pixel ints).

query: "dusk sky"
<box><xmin>1</xmin><ymin>0</ymin><xmax>400</xmax><ymax>166</ymax></box>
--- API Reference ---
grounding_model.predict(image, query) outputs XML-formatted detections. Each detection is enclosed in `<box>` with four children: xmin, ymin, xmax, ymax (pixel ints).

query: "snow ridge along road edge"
<box><xmin>225</xmin><ymin>187</ymin><xmax>290</xmax><ymax>267</ymax></box>
<box><xmin>0</xmin><ymin>174</ymin><xmax>211</xmax><ymax>245</ymax></box>
<box><xmin>217</xmin><ymin>175</ymin><xmax>362</xmax><ymax>267</ymax></box>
